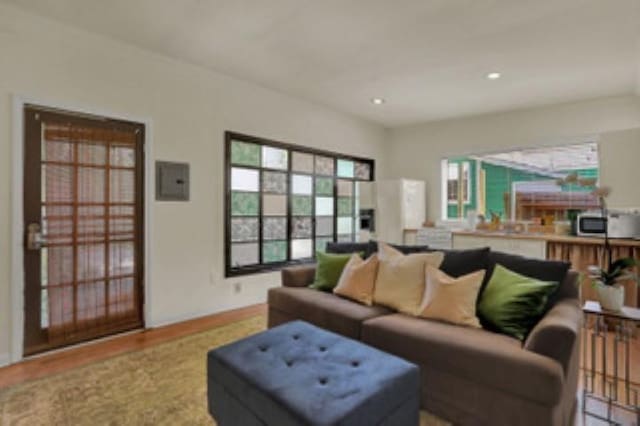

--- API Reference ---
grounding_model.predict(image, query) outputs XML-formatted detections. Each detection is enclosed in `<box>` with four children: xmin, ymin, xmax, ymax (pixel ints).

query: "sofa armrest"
<box><xmin>478</xmin><ymin>343</ymin><xmax>566</xmax><ymax>405</ymax></box>
<box><xmin>281</xmin><ymin>265</ymin><xmax>316</xmax><ymax>288</ymax></box>
<box><xmin>524</xmin><ymin>298</ymin><xmax>582</xmax><ymax>375</ymax></box>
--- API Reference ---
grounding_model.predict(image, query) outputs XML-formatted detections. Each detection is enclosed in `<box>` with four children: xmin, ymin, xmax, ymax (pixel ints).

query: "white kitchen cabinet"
<box><xmin>359</xmin><ymin>179</ymin><xmax>426</xmax><ymax>245</ymax></box>
<box><xmin>452</xmin><ymin>234</ymin><xmax>547</xmax><ymax>259</ymax></box>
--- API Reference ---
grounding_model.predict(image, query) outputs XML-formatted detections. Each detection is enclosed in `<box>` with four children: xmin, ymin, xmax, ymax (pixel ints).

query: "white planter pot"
<box><xmin>595</xmin><ymin>282</ymin><xmax>625</xmax><ymax>311</ymax></box>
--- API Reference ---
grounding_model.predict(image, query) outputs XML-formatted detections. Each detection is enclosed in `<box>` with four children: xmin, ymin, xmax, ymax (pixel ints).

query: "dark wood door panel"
<box><xmin>23</xmin><ymin>105</ymin><xmax>145</xmax><ymax>356</ymax></box>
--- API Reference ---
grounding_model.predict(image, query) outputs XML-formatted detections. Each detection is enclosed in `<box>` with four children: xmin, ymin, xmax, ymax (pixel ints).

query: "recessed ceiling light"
<box><xmin>486</xmin><ymin>72</ymin><xmax>501</xmax><ymax>80</ymax></box>
<box><xmin>371</xmin><ymin>97</ymin><xmax>385</xmax><ymax>105</ymax></box>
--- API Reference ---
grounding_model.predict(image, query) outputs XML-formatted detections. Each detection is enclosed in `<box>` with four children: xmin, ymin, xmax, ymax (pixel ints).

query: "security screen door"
<box><xmin>22</xmin><ymin>105</ymin><xmax>145</xmax><ymax>356</ymax></box>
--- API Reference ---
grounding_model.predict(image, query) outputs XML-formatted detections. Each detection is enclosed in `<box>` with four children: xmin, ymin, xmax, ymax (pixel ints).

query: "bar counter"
<box><xmin>451</xmin><ymin>230</ymin><xmax>640</xmax><ymax>307</ymax></box>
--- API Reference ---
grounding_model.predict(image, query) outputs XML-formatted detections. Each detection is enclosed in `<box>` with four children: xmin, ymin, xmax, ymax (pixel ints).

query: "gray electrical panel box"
<box><xmin>156</xmin><ymin>161</ymin><xmax>190</xmax><ymax>201</ymax></box>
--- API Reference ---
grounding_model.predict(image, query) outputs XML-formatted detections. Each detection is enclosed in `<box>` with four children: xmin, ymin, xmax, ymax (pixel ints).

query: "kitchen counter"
<box><xmin>452</xmin><ymin>230</ymin><xmax>640</xmax><ymax>247</ymax></box>
<box><xmin>450</xmin><ymin>230</ymin><xmax>640</xmax><ymax>307</ymax></box>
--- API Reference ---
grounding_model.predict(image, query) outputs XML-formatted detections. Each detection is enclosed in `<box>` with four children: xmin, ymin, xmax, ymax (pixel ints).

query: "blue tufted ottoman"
<box><xmin>207</xmin><ymin>320</ymin><xmax>420</xmax><ymax>426</ymax></box>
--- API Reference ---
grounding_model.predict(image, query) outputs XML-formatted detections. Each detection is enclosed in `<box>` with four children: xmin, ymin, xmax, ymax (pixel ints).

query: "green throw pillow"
<box><xmin>309</xmin><ymin>252</ymin><xmax>353</xmax><ymax>292</ymax></box>
<box><xmin>477</xmin><ymin>264</ymin><xmax>558</xmax><ymax>341</ymax></box>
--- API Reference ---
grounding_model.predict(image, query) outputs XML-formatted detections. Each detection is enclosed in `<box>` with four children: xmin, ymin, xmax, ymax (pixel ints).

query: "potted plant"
<box><xmin>585</xmin><ymin>185</ymin><xmax>639</xmax><ymax>310</ymax></box>
<box><xmin>555</xmin><ymin>178</ymin><xmax>639</xmax><ymax>310</ymax></box>
<box><xmin>588</xmin><ymin>259</ymin><xmax>638</xmax><ymax>311</ymax></box>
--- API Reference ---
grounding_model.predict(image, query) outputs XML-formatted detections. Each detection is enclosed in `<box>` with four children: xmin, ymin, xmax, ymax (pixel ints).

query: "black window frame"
<box><xmin>224</xmin><ymin>131</ymin><xmax>375</xmax><ymax>277</ymax></box>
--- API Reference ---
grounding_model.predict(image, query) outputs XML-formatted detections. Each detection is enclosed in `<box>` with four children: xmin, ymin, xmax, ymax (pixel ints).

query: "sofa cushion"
<box><xmin>309</xmin><ymin>251</ymin><xmax>352</xmax><ymax>292</ymax></box>
<box><xmin>361</xmin><ymin>314</ymin><xmax>564</xmax><ymax>405</ymax></box>
<box><xmin>478</xmin><ymin>265</ymin><xmax>559</xmax><ymax>340</ymax></box>
<box><xmin>326</xmin><ymin>242</ymin><xmax>371</xmax><ymax>257</ymax></box>
<box><xmin>333</xmin><ymin>253</ymin><xmax>379</xmax><ymax>306</ymax></box>
<box><xmin>373</xmin><ymin>243</ymin><xmax>444</xmax><ymax>315</ymax></box>
<box><xmin>418</xmin><ymin>266</ymin><xmax>485</xmax><ymax>328</ymax></box>
<box><xmin>328</xmin><ymin>241</ymin><xmax>432</xmax><ymax>258</ymax></box>
<box><xmin>485</xmin><ymin>251</ymin><xmax>569</xmax><ymax>296</ymax></box>
<box><xmin>268</xmin><ymin>287</ymin><xmax>392</xmax><ymax>339</ymax></box>
<box><xmin>373</xmin><ymin>242</ymin><xmax>490</xmax><ymax>271</ymax></box>
<box><xmin>368</xmin><ymin>240</ymin><xmax>431</xmax><ymax>256</ymax></box>
<box><xmin>430</xmin><ymin>247</ymin><xmax>490</xmax><ymax>278</ymax></box>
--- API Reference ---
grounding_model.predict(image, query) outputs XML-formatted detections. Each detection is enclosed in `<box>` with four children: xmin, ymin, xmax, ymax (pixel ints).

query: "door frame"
<box><xmin>10</xmin><ymin>94</ymin><xmax>155</xmax><ymax>364</ymax></box>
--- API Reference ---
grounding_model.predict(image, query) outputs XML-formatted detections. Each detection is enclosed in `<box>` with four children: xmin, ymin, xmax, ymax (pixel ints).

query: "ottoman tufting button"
<box><xmin>319</xmin><ymin>346</ymin><xmax>326</xmax><ymax>352</ymax></box>
<box><xmin>292</xmin><ymin>335</ymin><xmax>300</xmax><ymax>340</ymax></box>
<box><xmin>286</xmin><ymin>361</ymin><xmax>293</xmax><ymax>367</ymax></box>
<box><xmin>259</xmin><ymin>346</ymin><xmax>268</xmax><ymax>352</ymax></box>
<box><xmin>318</xmin><ymin>378</ymin><xmax>328</xmax><ymax>385</ymax></box>
<box><xmin>351</xmin><ymin>361</ymin><xmax>360</xmax><ymax>367</ymax></box>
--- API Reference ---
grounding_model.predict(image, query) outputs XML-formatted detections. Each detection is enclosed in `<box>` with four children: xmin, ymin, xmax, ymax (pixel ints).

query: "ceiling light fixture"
<box><xmin>371</xmin><ymin>97</ymin><xmax>385</xmax><ymax>105</ymax></box>
<box><xmin>486</xmin><ymin>72</ymin><xmax>501</xmax><ymax>80</ymax></box>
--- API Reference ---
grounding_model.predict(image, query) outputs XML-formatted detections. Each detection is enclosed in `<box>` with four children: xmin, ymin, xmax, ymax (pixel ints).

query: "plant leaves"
<box><xmin>610</xmin><ymin>257</ymin><xmax>638</xmax><ymax>271</ymax></box>
<box><xmin>588</xmin><ymin>258</ymin><xmax>639</xmax><ymax>286</ymax></box>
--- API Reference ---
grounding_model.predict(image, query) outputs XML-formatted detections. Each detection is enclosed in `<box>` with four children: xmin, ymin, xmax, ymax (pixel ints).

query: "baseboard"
<box><xmin>0</xmin><ymin>352</ymin><xmax>11</xmax><ymax>368</ymax></box>
<box><xmin>148</xmin><ymin>308</ymin><xmax>222</xmax><ymax>329</ymax></box>
<box><xmin>147</xmin><ymin>303</ymin><xmax>262</xmax><ymax>329</ymax></box>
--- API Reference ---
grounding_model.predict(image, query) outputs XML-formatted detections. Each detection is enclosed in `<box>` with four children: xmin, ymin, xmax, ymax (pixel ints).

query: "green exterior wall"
<box><xmin>481</xmin><ymin>163</ymin><xmax>551</xmax><ymax>219</ymax></box>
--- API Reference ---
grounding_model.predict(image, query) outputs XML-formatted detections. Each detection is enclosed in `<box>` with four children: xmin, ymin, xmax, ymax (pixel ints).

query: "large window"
<box><xmin>442</xmin><ymin>142</ymin><xmax>600</xmax><ymax>221</ymax></box>
<box><xmin>225</xmin><ymin>132</ymin><xmax>374</xmax><ymax>277</ymax></box>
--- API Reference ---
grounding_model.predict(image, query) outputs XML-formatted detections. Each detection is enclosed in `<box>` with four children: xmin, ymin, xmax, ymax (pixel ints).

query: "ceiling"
<box><xmin>476</xmin><ymin>142</ymin><xmax>599</xmax><ymax>176</ymax></box>
<box><xmin>4</xmin><ymin>0</ymin><xmax>639</xmax><ymax>127</ymax></box>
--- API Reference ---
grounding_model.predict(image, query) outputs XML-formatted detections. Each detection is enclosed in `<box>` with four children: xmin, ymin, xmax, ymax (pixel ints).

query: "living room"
<box><xmin>0</xmin><ymin>1</ymin><xmax>639</xmax><ymax>425</ymax></box>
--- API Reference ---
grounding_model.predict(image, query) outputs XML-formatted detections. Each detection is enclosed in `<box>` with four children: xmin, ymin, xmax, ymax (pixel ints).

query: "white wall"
<box><xmin>0</xmin><ymin>4</ymin><xmax>387</xmax><ymax>363</ymax></box>
<box><xmin>387</xmin><ymin>95</ymin><xmax>640</xmax><ymax>220</ymax></box>
<box><xmin>636</xmin><ymin>43</ymin><xmax>640</xmax><ymax>95</ymax></box>
<box><xmin>599</xmin><ymin>127</ymin><xmax>640</xmax><ymax>208</ymax></box>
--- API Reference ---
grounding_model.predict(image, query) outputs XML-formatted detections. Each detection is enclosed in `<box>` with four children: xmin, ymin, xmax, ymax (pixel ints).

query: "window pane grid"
<box><xmin>226</xmin><ymin>133</ymin><xmax>373</xmax><ymax>276</ymax></box>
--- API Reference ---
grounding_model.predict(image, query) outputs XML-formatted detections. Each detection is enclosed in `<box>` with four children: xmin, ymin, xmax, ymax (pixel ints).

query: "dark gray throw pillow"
<box><xmin>367</xmin><ymin>240</ymin><xmax>430</xmax><ymax>256</ymax></box>
<box><xmin>428</xmin><ymin>247</ymin><xmax>490</xmax><ymax>278</ymax></box>
<box><xmin>326</xmin><ymin>242</ymin><xmax>371</xmax><ymax>257</ymax></box>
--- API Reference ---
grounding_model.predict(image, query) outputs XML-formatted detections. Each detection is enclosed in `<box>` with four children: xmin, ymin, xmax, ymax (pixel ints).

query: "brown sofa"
<box><xmin>267</xmin><ymin>251</ymin><xmax>581</xmax><ymax>426</ymax></box>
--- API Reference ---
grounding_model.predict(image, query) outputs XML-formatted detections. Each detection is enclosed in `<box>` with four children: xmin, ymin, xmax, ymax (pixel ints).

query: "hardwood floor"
<box><xmin>0</xmin><ymin>303</ymin><xmax>266</xmax><ymax>389</ymax></box>
<box><xmin>0</xmin><ymin>303</ymin><xmax>637</xmax><ymax>425</ymax></box>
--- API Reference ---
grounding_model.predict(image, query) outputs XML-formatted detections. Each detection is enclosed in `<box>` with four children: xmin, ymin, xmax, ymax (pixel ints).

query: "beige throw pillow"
<box><xmin>373</xmin><ymin>243</ymin><xmax>444</xmax><ymax>314</ymax></box>
<box><xmin>418</xmin><ymin>265</ymin><xmax>486</xmax><ymax>328</ymax></box>
<box><xmin>333</xmin><ymin>254</ymin><xmax>379</xmax><ymax>305</ymax></box>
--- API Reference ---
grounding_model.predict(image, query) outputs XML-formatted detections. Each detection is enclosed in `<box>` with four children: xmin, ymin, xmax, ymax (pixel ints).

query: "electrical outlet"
<box><xmin>233</xmin><ymin>282</ymin><xmax>242</xmax><ymax>294</ymax></box>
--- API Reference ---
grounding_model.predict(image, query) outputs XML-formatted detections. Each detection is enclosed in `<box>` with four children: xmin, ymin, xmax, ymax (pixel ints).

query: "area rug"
<box><xmin>0</xmin><ymin>315</ymin><xmax>448</xmax><ymax>425</ymax></box>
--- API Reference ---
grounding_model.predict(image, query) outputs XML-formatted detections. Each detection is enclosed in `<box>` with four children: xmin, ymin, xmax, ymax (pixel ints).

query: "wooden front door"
<box><xmin>23</xmin><ymin>105</ymin><xmax>145</xmax><ymax>356</ymax></box>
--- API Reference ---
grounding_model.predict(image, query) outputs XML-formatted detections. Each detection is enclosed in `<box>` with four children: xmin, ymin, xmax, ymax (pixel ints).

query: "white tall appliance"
<box><xmin>356</xmin><ymin>179</ymin><xmax>426</xmax><ymax>244</ymax></box>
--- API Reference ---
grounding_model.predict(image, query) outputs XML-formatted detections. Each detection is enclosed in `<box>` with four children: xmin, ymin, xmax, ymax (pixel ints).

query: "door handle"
<box><xmin>26</xmin><ymin>223</ymin><xmax>46</xmax><ymax>250</ymax></box>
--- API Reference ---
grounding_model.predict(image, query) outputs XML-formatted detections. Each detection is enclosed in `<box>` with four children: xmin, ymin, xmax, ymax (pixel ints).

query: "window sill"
<box><xmin>225</xmin><ymin>258</ymin><xmax>316</xmax><ymax>278</ymax></box>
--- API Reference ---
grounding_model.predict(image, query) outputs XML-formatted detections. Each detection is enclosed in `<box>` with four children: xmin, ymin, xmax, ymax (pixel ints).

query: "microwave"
<box><xmin>577</xmin><ymin>212</ymin><xmax>640</xmax><ymax>239</ymax></box>
<box><xmin>577</xmin><ymin>214</ymin><xmax>607</xmax><ymax>237</ymax></box>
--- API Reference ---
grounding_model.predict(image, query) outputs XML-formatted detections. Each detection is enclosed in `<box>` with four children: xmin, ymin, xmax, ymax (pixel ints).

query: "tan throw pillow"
<box><xmin>333</xmin><ymin>253</ymin><xmax>379</xmax><ymax>306</ymax></box>
<box><xmin>418</xmin><ymin>265</ymin><xmax>486</xmax><ymax>328</ymax></box>
<box><xmin>373</xmin><ymin>243</ymin><xmax>444</xmax><ymax>314</ymax></box>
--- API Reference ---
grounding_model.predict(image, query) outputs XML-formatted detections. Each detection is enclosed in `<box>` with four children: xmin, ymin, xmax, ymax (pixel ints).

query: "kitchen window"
<box><xmin>447</xmin><ymin>161</ymin><xmax>470</xmax><ymax>204</ymax></box>
<box><xmin>442</xmin><ymin>142</ymin><xmax>600</xmax><ymax>221</ymax></box>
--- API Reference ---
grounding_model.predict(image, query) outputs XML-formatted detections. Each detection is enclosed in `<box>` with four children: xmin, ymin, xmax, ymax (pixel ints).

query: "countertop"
<box><xmin>451</xmin><ymin>230</ymin><xmax>640</xmax><ymax>247</ymax></box>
